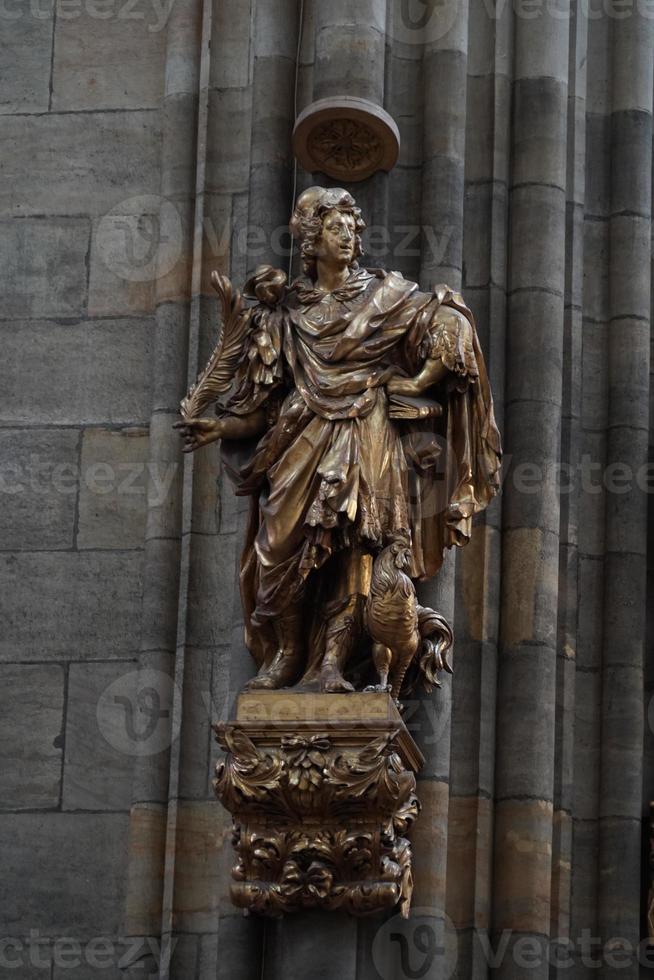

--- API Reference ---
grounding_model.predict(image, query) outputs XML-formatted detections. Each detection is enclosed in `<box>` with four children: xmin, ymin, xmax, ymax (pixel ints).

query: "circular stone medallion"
<box><xmin>293</xmin><ymin>97</ymin><xmax>400</xmax><ymax>182</ymax></box>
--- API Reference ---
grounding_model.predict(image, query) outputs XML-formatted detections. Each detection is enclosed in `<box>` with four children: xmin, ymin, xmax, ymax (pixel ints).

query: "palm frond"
<box><xmin>180</xmin><ymin>271</ymin><xmax>250</xmax><ymax>420</ymax></box>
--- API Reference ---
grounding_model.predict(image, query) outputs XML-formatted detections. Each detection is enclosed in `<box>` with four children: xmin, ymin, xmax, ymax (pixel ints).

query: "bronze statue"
<box><xmin>176</xmin><ymin>186</ymin><xmax>501</xmax><ymax>701</ymax></box>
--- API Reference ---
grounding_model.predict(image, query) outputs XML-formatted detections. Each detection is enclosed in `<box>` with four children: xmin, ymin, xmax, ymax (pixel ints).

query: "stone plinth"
<box><xmin>213</xmin><ymin>692</ymin><xmax>424</xmax><ymax>918</ymax></box>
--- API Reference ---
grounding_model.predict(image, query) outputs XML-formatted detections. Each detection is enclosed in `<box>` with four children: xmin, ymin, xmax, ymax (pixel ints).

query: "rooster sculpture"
<box><xmin>364</xmin><ymin>536</ymin><xmax>454</xmax><ymax>701</ymax></box>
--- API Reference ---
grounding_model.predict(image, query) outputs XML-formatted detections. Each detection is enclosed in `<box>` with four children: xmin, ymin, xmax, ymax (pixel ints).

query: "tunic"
<box><xmin>220</xmin><ymin>266</ymin><xmax>501</xmax><ymax>672</ymax></box>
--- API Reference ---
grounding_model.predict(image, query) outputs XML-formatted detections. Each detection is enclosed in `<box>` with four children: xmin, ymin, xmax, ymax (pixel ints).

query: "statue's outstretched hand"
<box><xmin>174</xmin><ymin>418</ymin><xmax>223</xmax><ymax>453</ymax></box>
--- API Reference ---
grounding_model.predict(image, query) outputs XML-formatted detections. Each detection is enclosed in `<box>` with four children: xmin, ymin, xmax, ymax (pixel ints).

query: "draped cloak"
<box><xmin>220</xmin><ymin>267</ymin><xmax>501</xmax><ymax>673</ymax></box>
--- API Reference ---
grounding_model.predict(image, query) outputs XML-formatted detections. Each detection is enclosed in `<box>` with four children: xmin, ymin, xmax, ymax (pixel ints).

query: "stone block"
<box><xmin>464</xmin><ymin>180</ymin><xmax>508</xmax><ymax>289</ymax></box>
<box><xmin>458</xmin><ymin>525</ymin><xmax>501</xmax><ymax>643</ymax></box>
<box><xmin>464</xmin><ymin>74</ymin><xmax>496</xmax><ymax>184</ymax></box>
<box><xmin>125</xmin><ymin>802</ymin><xmax>166</xmax><ymax>936</ymax></box>
<box><xmin>572</xmin><ymin>671</ymin><xmax>601</xmax><ymax>820</ymax></box>
<box><xmin>315</xmin><ymin>0</ymin><xmax>387</xmax><ymax>35</ymax></box>
<box><xmin>206</xmin><ymin>88</ymin><xmax>252</xmax><ymax>195</ymax></box>
<box><xmin>52</xmin><ymin>8</ymin><xmax>165</xmax><ymax>111</ymax></box>
<box><xmin>0</xmin><ymin>217</ymin><xmax>90</xmax><ymax>319</ymax></box>
<box><xmin>0</xmin><ymin>551</ymin><xmax>143</xmax><ymax>661</ymax></box>
<box><xmin>597</xmin><ymin>816</ymin><xmax>643</xmax><ymax>945</ymax></box>
<box><xmin>0</xmin><ymin>811</ymin><xmax>129</xmax><ymax>936</ymax></box>
<box><xmin>420</xmin><ymin>155</ymin><xmax>465</xmax><ymax>276</ymax></box>
<box><xmin>512</xmin><ymin>77</ymin><xmax>568</xmax><ymax>190</ymax></box>
<box><xmin>387</xmin><ymin>59</ymin><xmax>422</xmax><ymax>168</ymax></box>
<box><xmin>212</xmin><ymin>915</ymin><xmax>265</xmax><ymax>980</ymax></box>
<box><xmin>514</xmin><ymin>16</ymin><xmax>570</xmax><ymax>84</ymax></box>
<box><xmin>250</xmin><ymin>57</ymin><xmax>295</xmax><ymax>166</ymax></box>
<box><xmin>502</xmin><ymin>409</ymin><xmax>564</xmax><ymax>538</ymax></box>
<box><xmin>506</xmin><ymin>290</ymin><xmax>565</xmax><ymax>406</ymax></box>
<box><xmin>598</xmin><ymin>666</ymin><xmax>645</xmax><ymax>818</ymax></box>
<box><xmin>0</xmin><ymin>111</ymin><xmax>161</xmax><ymax>218</ymax></box>
<box><xmin>0</xmin><ymin>428</ymin><xmax>79</xmax><ymax>550</ymax></box>
<box><xmin>576</xmin><ymin>555</ymin><xmax>603</xmax><ymax>670</ymax></box>
<box><xmin>252</xmin><ymin>0</ymin><xmax>299</xmax><ymax>60</ymax></box>
<box><xmin>87</xmin><ymin>211</ymin><xmax>158</xmax><ymax>317</ymax></box>
<box><xmin>263</xmin><ymin>912</ymin><xmax>357</xmax><ymax>980</ymax></box>
<box><xmin>0</xmin><ymin>664</ymin><xmax>65</xmax><ymax>810</ymax></box>
<box><xmin>446</xmin><ymin>795</ymin><xmax>492</xmax><ymax>930</ymax></box>
<box><xmin>314</xmin><ymin>24</ymin><xmax>385</xmax><ymax>104</ymax></box>
<box><xmin>612</xmin><ymin>21</ymin><xmax>654</xmax><ymax>115</ymax></box>
<box><xmin>580</xmin><ymin>320</ymin><xmax>608</xmax><ymax>430</ymax></box>
<box><xmin>149</xmin><ymin>302</ymin><xmax>190</xmax><ymax>414</ymax></box>
<box><xmin>584</xmin><ymin>113</ymin><xmax>610</xmax><ymax>217</ymax></box>
<box><xmin>493</xmin><ymin>799</ymin><xmax>554</xmax><ymax>935</ymax></box>
<box><xmin>0</xmin><ymin>319</ymin><xmax>153</xmax><ymax>426</ymax></box>
<box><xmin>602</xmin><ymin>551</ymin><xmax>647</xmax><ymax>669</ymax></box>
<box><xmin>608</xmin><ymin>215</ymin><xmax>652</xmax><ymax>321</ymax></box>
<box><xmin>0</xmin><ymin>10</ymin><xmax>54</xmax><ymax>114</ymax></box>
<box><xmin>61</xmin><ymin>661</ymin><xmax>137</xmax><ymax>811</ymax></box>
<box><xmin>410</xmin><ymin>778</ymin><xmax>449</xmax><ymax>908</ymax></box>
<box><xmin>77</xmin><ymin>427</ymin><xmax>149</xmax><ymax>550</ymax></box>
<box><xmin>188</xmin><ymin>445</ymin><xmax>222</xmax><ymax>537</ymax></box>
<box><xmin>495</xmin><ymin>647</ymin><xmax>557</xmax><ymax>801</ymax></box>
<box><xmin>186</xmin><ymin>531</ymin><xmax>238</xmax><ymax>649</ymax></box>
<box><xmin>423</xmin><ymin>49</ymin><xmax>468</xmax><ymax>162</ymax></box>
<box><xmin>209</xmin><ymin>0</ymin><xmax>253</xmax><ymax>89</ymax></box>
<box><xmin>605</xmin><ymin>322</ymin><xmax>651</xmax><ymax>430</ymax></box>
<box><xmin>449</xmin><ymin>638</ymin><xmax>497</xmax><ymax>797</ymax></box>
<box><xmin>177</xmin><ymin>646</ymin><xmax>213</xmax><ymax>800</ymax></box>
<box><xmin>173</xmin><ymin>801</ymin><xmax>224</xmax><ymax>934</ymax></box>
<box><xmin>509</xmin><ymin>184</ymin><xmax>566</xmax><ymax>295</ymax></box>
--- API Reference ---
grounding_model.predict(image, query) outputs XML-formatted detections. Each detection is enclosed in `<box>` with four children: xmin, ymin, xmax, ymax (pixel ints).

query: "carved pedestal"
<box><xmin>214</xmin><ymin>692</ymin><xmax>425</xmax><ymax>918</ymax></box>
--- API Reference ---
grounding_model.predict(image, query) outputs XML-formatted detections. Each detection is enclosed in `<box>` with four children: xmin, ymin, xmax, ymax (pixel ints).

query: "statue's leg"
<box><xmin>364</xmin><ymin>642</ymin><xmax>393</xmax><ymax>693</ymax></box>
<box><xmin>319</xmin><ymin>595</ymin><xmax>359</xmax><ymax>693</ymax></box>
<box><xmin>244</xmin><ymin>605</ymin><xmax>303</xmax><ymax>690</ymax></box>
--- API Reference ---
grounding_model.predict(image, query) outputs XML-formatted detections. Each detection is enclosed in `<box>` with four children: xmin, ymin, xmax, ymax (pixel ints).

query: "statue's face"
<box><xmin>316</xmin><ymin>209</ymin><xmax>356</xmax><ymax>266</ymax></box>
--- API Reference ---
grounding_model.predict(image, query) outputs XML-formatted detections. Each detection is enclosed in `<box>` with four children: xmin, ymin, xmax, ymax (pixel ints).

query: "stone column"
<box><xmin>550</xmin><ymin>0</ymin><xmax>587</xmax><ymax>966</ymax></box>
<box><xmin>124</xmin><ymin>0</ymin><xmax>202</xmax><ymax>970</ymax></box>
<box><xmin>597</xmin><ymin>8</ymin><xmax>653</xmax><ymax>977</ymax></box>
<box><xmin>492</xmin><ymin>7</ymin><xmax>571</xmax><ymax>978</ymax></box>
<box><xmin>446</xmin><ymin>0</ymin><xmax>511</xmax><ymax>974</ymax></box>
<box><xmin>571</xmin><ymin>11</ymin><xmax>612</xmax><ymax>976</ymax></box>
<box><xmin>311</xmin><ymin>0</ymin><xmax>389</xmax><ymax>235</ymax></box>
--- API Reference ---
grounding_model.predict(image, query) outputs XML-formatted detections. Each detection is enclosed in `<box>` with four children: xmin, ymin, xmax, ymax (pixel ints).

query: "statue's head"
<box><xmin>289</xmin><ymin>186</ymin><xmax>366</xmax><ymax>280</ymax></box>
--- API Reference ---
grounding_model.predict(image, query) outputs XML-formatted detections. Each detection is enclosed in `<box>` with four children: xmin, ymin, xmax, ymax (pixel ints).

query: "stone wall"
<box><xmin>1</xmin><ymin>0</ymin><xmax>653</xmax><ymax>978</ymax></box>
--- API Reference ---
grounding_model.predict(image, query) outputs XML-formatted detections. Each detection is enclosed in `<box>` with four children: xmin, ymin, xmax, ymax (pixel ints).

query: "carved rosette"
<box><xmin>213</xmin><ymin>697</ymin><xmax>422</xmax><ymax>918</ymax></box>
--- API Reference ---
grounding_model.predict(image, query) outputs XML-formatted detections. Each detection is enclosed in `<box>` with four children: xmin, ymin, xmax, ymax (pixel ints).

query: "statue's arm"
<box><xmin>386</xmin><ymin>355</ymin><xmax>448</xmax><ymax>397</ymax></box>
<box><xmin>174</xmin><ymin>408</ymin><xmax>268</xmax><ymax>453</ymax></box>
<box><xmin>388</xmin><ymin>306</ymin><xmax>476</xmax><ymax>397</ymax></box>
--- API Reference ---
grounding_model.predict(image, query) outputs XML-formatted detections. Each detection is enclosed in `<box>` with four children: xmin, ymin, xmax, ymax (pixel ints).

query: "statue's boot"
<box><xmin>245</xmin><ymin>609</ymin><xmax>303</xmax><ymax>690</ymax></box>
<box><xmin>320</xmin><ymin>598</ymin><xmax>357</xmax><ymax>693</ymax></box>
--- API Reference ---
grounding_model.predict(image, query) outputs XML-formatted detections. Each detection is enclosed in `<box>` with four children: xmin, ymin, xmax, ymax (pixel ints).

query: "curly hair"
<box><xmin>289</xmin><ymin>187</ymin><xmax>366</xmax><ymax>280</ymax></box>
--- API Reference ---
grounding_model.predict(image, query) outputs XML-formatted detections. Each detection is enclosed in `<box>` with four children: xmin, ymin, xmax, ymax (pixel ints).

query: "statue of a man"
<box><xmin>176</xmin><ymin>187</ymin><xmax>501</xmax><ymax>696</ymax></box>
